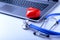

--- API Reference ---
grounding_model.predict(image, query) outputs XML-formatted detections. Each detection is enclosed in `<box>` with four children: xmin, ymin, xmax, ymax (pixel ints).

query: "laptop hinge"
<box><xmin>48</xmin><ymin>0</ymin><xmax>58</xmax><ymax>2</ymax></box>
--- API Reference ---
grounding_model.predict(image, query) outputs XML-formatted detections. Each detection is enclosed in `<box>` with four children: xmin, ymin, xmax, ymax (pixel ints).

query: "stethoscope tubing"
<box><xmin>28</xmin><ymin>13</ymin><xmax>60</xmax><ymax>35</ymax></box>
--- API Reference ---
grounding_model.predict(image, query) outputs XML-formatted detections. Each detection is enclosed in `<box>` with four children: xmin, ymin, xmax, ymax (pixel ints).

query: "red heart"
<box><xmin>26</xmin><ymin>7</ymin><xmax>41</xmax><ymax>19</ymax></box>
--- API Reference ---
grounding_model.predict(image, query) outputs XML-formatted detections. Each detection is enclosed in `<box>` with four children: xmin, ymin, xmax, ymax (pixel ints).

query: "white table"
<box><xmin>0</xmin><ymin>4</ymin><xmax>60</xmax><ymax>40</ymax></box>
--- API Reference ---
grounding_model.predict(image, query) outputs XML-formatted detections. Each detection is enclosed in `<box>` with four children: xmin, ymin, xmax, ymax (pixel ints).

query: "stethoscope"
<box><xmin>22</xmin><ymin>13</ymin><xmax>60</xmax><ymax>38</ymax></box>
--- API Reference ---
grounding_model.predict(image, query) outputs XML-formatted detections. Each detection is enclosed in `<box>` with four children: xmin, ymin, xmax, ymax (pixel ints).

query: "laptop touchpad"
<box><xmin>0</xmin><ymin>5</ymin><xmax>16</xmax><ymax>12</ymax></box>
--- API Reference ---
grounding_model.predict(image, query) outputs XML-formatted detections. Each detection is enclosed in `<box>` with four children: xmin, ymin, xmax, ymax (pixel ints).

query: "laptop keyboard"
<box><xmin>1</xmin><ymin>0</ymin><xmax>49</xmax><ymax>11</ymax></box>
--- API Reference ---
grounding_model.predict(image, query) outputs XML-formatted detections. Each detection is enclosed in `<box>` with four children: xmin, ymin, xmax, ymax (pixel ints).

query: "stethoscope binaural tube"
<box><xmin>28</xmin><ymin>13</ymin><xmax>60</xmax><ymax>35</ymax></box>
<box><xmin>45</xmin><ymin>13</ymin><xmax>60</xmax><ymax>19</ymax></box>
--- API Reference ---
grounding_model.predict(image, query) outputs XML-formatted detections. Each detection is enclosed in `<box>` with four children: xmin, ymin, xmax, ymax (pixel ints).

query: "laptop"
<box><xmin>0</xmin><ymin>0</ymin><xmax>59</xmax><ymax>22</ymax></box>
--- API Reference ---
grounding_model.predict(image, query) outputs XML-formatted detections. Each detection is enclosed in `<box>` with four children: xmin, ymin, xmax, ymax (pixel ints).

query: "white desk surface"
<box><xmin>0</xmin><ymin>4</ymin><xmax>60</xmax><ymax>40</ymax></box>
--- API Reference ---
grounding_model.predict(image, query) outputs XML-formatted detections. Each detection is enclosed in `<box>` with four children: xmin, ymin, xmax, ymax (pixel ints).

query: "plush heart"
<box><xmin>26</xmin><ymin>7</ymin><xmax>41</xmax><ymax>19</ymax></box>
